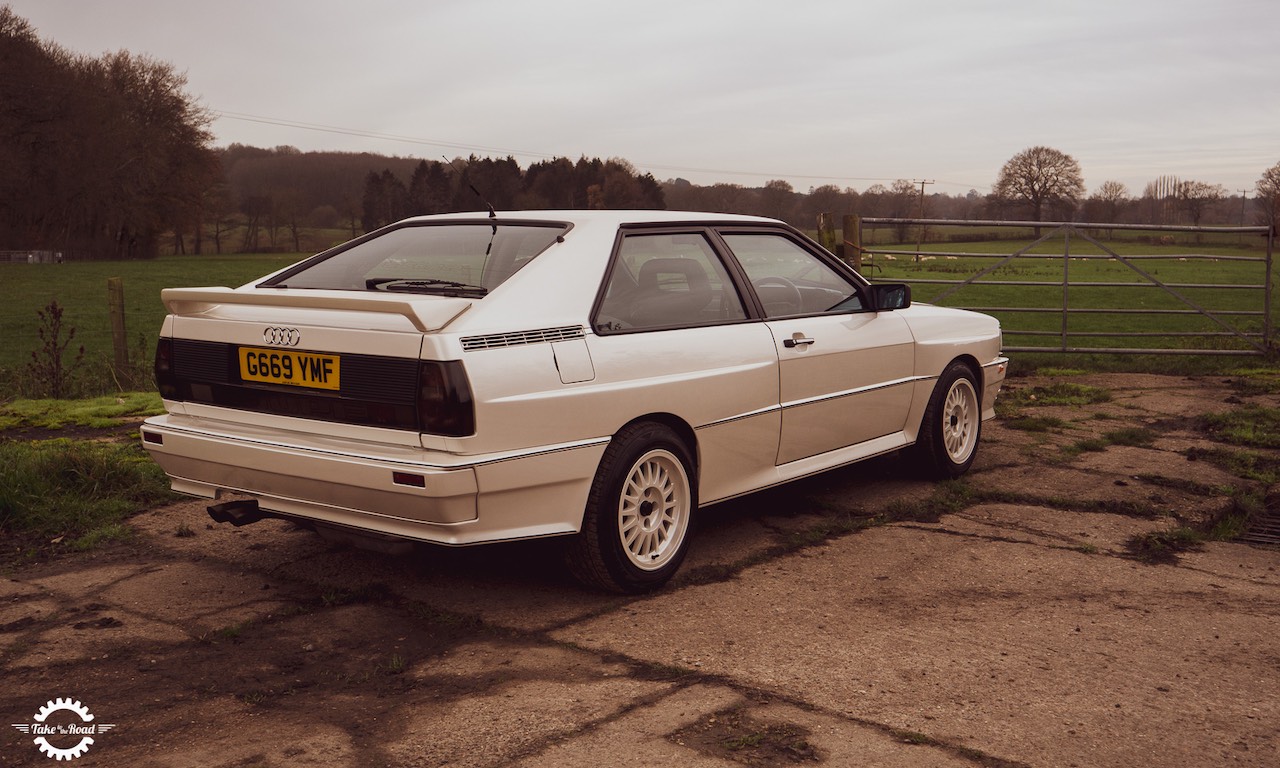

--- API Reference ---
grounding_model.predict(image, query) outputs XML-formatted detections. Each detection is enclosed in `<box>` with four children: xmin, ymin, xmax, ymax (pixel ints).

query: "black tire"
<box><xmin>913</xmin><ymin>361</ymin><xmax>982</xmax><ymax>479</ymax></box>
<box><xmin>564</xmin><ymin>422</ymin><xmax>696</xmax><ymax>593</ymax></box>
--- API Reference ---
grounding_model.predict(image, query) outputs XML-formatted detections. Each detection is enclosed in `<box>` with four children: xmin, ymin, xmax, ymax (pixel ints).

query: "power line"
<box><xmin>215</xmin><ymin>112</ymin><xmax>554</xmax><ymax>159</ymax></box>
<box><xmin>213</xmin><ymin>110</ymin><xmax>985</xmax><ymax>189</ymax></box>
<box><xmin>911</xmin><ymin>180</ymin><xmax>934</xmax><ymax>261</ymax></box>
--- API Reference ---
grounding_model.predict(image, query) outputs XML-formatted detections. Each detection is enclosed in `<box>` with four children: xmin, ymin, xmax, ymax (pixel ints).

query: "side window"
<box><xmin>595</xmin><ymin>233</ymin><xmax>748</xmax><ymax>332</ymax></box>
<box><xmin>721</xmin><ymin>233</ymin><xmax>863</xmax><ymax>318</ymax></box>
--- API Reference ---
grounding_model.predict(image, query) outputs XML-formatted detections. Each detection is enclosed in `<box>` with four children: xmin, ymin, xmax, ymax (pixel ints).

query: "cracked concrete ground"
<box><xmin>2</xmin><ymin>374</ymin><xmax>1278</xmax><ymax>767</ymax></box>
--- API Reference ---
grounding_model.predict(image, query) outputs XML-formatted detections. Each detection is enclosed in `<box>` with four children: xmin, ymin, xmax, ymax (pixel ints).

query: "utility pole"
<box><xmin>1238</xmin><ymin>189</ymin><xmax>1249</xmax><ymax>225</ymax></box>
<box><xmin>912</xmin><ymin>179</ymin><xmax>934</xmax><ymax>262</ymax></box>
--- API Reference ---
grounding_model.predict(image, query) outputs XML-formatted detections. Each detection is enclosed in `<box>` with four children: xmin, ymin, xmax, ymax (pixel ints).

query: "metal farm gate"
<box><xmin>851</xmin><ymin>218</ymin><xmax>1275</xmax><ymax>356</ymax></box>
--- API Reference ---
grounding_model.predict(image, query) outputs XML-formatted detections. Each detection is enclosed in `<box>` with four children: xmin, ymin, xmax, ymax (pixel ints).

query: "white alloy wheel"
<box><xmin>565</xmin><ymin>421</ymin><xmax>697</xmax><ymax>593</ymax></box>
<box><xmin>617</xmin><ymin>449</ymin><xmax>691</xmax><ymax>572</ymax></box>
<box><xmin>941</xmin><ymin>376</ymin><xmax>979</xmax><ymax>465</ymax></box>
<box><xmin>913</xmin><ymin>361</ymin><xmax>983</xmax><ymax>479</ymax></box>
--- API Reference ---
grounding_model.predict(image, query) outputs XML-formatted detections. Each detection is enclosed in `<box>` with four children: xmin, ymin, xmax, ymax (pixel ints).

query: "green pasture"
<box><xmin>0</xmin><ymin>253</ymin><xmax>303</xmax><ymax>394</ymax></box>
<box><xmin>0</xmin><ymin>233</ymin><xmax>1274</xmax><ymax>397</ymax></box>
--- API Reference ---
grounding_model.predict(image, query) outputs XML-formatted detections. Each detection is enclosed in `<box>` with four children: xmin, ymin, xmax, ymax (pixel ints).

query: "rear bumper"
<box><xmin>140</xmin><ymin>413</ymin><xmax>607</xmax><ymax>545</ymax></box>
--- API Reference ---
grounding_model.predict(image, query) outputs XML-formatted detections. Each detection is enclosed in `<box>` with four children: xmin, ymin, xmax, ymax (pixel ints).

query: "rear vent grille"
<box><xmin>174</xmin><ymin>339</ymin><xmax>230</xmax><ymax>383</ymax></box>
<box><xmin>461</xmin><ymin>325</ymin><xmax>585</xmax><ymax>351</ymax></box>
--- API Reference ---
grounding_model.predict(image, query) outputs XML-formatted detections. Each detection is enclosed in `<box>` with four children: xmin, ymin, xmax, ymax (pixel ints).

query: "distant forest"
<box><xmin>1</xmin><ymin>6</ymin><xmax>1274</xmax><ymax>260</ymax></box>
<box><xmin>40</xmin><ymin>141</ymin><xmax>1278</xmax><ymax>260</ymax></box>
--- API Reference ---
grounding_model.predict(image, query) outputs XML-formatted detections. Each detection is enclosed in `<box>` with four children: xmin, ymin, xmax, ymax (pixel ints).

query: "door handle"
<box><xmin>783</xmin><ymin>336</ymin><xmax>815</xmax><ymax>348</ymax></box>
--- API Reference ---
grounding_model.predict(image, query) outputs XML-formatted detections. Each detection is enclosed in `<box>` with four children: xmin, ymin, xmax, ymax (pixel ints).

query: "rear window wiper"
<box><xmin>365</xmin><ymin>277</ymin><xmax>488</xmax><ymax>297</ymax></box>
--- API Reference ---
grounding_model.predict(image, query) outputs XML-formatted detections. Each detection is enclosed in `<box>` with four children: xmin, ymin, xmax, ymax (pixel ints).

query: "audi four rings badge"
<box><xmin>263</xmin><ymin>327</ymin><xmax>300</xmax><ymax>346</ymax></box>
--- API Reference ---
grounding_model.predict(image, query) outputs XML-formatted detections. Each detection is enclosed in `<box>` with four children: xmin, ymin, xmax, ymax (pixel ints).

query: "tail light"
<box><xmin>418</xmin><ymin>360</ymin><xmax>475</xmax><ymax>437</ymax></box>
<box><xmin>154</xmin><ymin>338</ymin><xmax>176</xmax><ymax>399</ymax></box>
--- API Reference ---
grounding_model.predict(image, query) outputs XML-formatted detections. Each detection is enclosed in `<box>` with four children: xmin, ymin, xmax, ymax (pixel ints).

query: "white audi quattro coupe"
<box><xmin>141</xmin><ymin>210</ymin><xmax>1006</xmax><ymax>592</ymax></box>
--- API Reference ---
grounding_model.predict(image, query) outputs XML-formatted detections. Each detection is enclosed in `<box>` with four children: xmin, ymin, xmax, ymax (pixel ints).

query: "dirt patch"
<box><xmin>672</xmin><ymin>706</ymin><xmax>822</xmax><ymax>765</ymax></box>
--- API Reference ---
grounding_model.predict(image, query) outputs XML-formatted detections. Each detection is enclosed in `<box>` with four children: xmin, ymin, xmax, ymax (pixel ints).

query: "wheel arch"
<box><xmin>564</xmin><ymin>413</ymin><xmax>699</xmax><ymax>592</ymax></box>
<box><xmin>909</xmin><ymin>352</ymin><xmax>982</xmax><ymax>437</ymax></box>
<box><xmin>614</xmin><ymin>412</ymin><xmax>700</xmax><ymax>479</ymax></box>
<box><xmin>950</xmin><ymin>353</ymin><xmax>982</xmax><ymax>385</ymax></box>
<box><xmin>910</xmin><ymin>355</ymin><xmax>983</xmax><ymax>479</ymax></box>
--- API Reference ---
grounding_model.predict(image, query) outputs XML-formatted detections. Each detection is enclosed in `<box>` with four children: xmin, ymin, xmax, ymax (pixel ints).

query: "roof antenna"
<box><xmin>442</xmin><ymin>155</ymin><xmax>496</xmax><ymax>218</ymax></box>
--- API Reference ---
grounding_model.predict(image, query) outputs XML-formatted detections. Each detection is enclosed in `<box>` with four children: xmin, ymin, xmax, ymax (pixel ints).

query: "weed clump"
<box><xmin>1003</xmin><ymin>382</ymin><xmax>1113</xmax><ymax>409</ymax></box>
<box><xmin>1200</xmin><ymin>406</ymin><xmax>1280</xmax><ymax>449</ymax></box>
<box><xmin>1125</xmin><ymin>527</ymin><xmax>1204</xmax><ymax>564</ymax></box>
<box><xmin>0</xmin><ymin>439</ymin><xmax>175</xmax><ymax>551</ymax></box>
<box><xmin>24</xmin><ymin>299</ymin><xmax>84</xmax><ymax>399</ymax></box>
<box><xmin>1186</xmin><ymin>447</ymin><xmax>1280</xmax><ymax>485</ymax></box>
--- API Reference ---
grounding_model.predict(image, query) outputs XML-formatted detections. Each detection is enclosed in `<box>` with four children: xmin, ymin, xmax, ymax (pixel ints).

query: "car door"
<box><xmin>719</xmin><ymin>230</ymin><xmax>917</xmax><ymax>465</ymax></box>
<box><xmin>589</xmin><ymin>229</ymin><xmax>782</xmax><ymax>504</ymax></box>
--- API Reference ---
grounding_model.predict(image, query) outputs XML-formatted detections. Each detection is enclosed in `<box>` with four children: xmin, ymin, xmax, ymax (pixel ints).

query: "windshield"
<box><xmin>261</xmin><ymin>222</ymin><xmax>567</xmax><ymax>295</ymax></box>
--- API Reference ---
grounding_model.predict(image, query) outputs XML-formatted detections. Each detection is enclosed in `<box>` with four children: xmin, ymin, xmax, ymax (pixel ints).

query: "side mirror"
<box><xmin>868</xmin><ymin>282</ymin><xmax>911</xmax><ymax>311</ymax></box>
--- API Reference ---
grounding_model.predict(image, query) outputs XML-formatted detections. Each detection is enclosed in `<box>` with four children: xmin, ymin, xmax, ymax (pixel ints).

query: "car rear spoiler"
<box><xmin>159</xmin><ymin>287</ymin><xmax>472</xmax><ymax>332</ymax></box>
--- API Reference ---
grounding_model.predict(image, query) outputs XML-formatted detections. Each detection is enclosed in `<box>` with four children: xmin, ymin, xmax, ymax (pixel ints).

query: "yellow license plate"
<box><xmin>238</xmin><ymin>347</ymin><xmax>340</xmax><ymax>391</ymax></box>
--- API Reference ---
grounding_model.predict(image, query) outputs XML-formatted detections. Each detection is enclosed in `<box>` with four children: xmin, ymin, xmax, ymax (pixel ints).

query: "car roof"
<box><xmin>398</xmin><ymin>210</ymin><xmax>783</xmax><ymax>227</ymax></box>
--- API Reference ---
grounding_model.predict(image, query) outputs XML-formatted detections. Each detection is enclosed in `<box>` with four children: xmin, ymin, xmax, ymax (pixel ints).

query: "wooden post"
<box><xmin>843</xmin><ymin>214</ymin><xmax>862</xmax><ymax>272</ymax></box>
<box><xmin>817</xmin><ymin>213</ymin><xmax>838</xmax><ymax>255</ymax></box>
<box><xmin>107</xmin><ymin>277</ymin><xmax>129</xmax><ymax>377</ymax></box>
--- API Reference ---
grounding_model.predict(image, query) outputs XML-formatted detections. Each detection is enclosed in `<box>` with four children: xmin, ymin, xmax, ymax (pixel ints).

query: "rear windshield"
<box><xmin>260</xmin><ymin>222</ymin><xmax>567</xmax><ymax>297</ymax></box>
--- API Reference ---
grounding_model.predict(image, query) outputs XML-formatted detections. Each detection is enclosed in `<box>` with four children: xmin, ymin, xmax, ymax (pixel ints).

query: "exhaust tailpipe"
<box><xmin>208</xmin><ymin>499</ymin><xmax>274</xmax><ymax>527</ymax></box>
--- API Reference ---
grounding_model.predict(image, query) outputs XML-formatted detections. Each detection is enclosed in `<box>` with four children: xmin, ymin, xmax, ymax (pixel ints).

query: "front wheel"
<box><xmin>913</xmin><ymin>361</ymin><xmax>981</xmax><ymax>479</ymax></box>
<box><xmin>565</xmin><ymin>422</ymin><xmax>695</xmax><ymax>593</ymax></box>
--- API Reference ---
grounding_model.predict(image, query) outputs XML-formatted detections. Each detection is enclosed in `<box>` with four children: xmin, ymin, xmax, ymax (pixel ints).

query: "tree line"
<box><xmin>203</xmin><ymin>147</ymin><xmax>668</xmax><ymax>254</ymax></box>
<box><xmin>359</xmin><ymin>155</ymin><xmax>665</xmax><ymax>232</ymax></box>
<box><xmin>151</xmin><ymin>144</ymin><xmax>1280</xmax><ymax>256</ymax></box>
<box><xmin>0</xmin><ymin>7</ymin><xmax>217</xmax><ymax>259</ymax></box>
<box><xmin>3</xmin><ymin>5</ymin><xmax>1278</xmax><ymax>261</ymax></box>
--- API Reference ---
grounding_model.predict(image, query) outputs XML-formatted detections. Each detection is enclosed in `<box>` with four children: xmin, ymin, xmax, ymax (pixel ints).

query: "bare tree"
<box><xmin>1175</xmin><ymin>180</ymin><xmax>1225</xmax><ymax>228</ymax></box>
<box><xmin>1083</xmin><ymin>180</ymin><xmax>1130</xmax><ymax>235</ymax></box>
<box><xmin>203</xmin><ymin>184</ymin><xmax>236</xmax><ymax>254</ymax></box>
<box><xmin>1140</xmin><ymin>175</ymin><xmax>1179</xmax><ymax>224</ymax></box>
<box><xmin>758</xmin><ymin>179</ymin><xmax>795</xmax><ymax>220</ymax></box>
<box><xmin>1088</xmin><ymin>181</ymin><xmax>1129</xmax><ymax>219</ymax></box>
<box><xmin>1255</xmin><ymin>161</ymin><xmax>1280</xmax><ymax>229</ymax></box>
<box><xmin>858</xmin><ymin>184</ymin><xmax>889</xmax><ymax>217</ymax></box>
<box><xmin>993</xmin><ymin>146</ymin><xmax>1085</xmax><ymax>234</ymax></box>
<box><xmin>888</xmin><ymin>179</ymin><xmax>919</xmax><ymax>242</ymax></box>
<box><xmin>791</xmin><ymin>184</ymin><xmax>854</xmax><ymax>230</ymax></box>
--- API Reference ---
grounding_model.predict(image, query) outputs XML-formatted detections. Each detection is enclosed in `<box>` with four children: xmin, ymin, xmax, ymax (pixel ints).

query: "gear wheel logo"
<box><xmin>11</xmin><ymin>698</ymin><xmax>115</xmax><ymax>761</ymax></box>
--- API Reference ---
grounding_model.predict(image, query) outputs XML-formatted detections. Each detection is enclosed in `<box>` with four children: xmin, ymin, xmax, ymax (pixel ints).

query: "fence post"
<box><xmin>107</xmin><ymin>277</ymin><xmax>129</xmax><ymax>377</ymax></box>
<box><xmin>1061</xmin><ymin>227</ymin><xmax>1071</xmax><ymax>352</ymax></box>
<box><xmin>842</xmin><ymin>215</ymin><xmax>862</xmax><ymax>273</ymax></box>
<box><xmin>817</xmin><ymin>213</ymin><xmax>838</xmax><ymax>255</ymax></box>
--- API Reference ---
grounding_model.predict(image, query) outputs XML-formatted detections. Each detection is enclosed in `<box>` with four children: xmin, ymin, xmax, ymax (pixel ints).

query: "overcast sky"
<box><xmin>9</xmin><ymin>0</ymin><xmax>1279</xmax><ymax>197</ymax></box>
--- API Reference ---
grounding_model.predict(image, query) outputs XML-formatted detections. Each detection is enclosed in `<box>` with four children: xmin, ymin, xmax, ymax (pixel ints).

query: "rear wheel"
<box><xmin>565</xmin><ymin>422</ymin><xmax>695</xmax><ymax>593</ymax></box>
<box><xmin>913</xmin><ymin>361</ymin><xmax>981</xmax><ymax>479</ymax></box>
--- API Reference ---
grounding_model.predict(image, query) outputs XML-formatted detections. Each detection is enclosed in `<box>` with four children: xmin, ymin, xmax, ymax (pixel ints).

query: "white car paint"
<box><xmin>141</xmin><ymin>210</ymin><xmax>1006</xmax><ymax>578</ymax></box>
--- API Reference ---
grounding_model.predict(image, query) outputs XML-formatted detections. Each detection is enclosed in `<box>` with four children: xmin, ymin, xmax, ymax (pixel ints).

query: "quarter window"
<box><xmin>721</xmin><ymin>233</ymin><xmax>863</xmax><ymax>318</ymax></box>
<box><xmin>595</xmin><ymin>233</ymin><xmax>748</xmax><ymax>332</ymax></box>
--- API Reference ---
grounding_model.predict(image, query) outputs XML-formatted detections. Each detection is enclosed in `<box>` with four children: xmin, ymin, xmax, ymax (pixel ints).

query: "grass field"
<box><xmin>0</xmin><ymin>232</ymin><xmax>1274</xmax><ymax>397</ymax></box>
<box><xmin>0</xmin><ymin>253</ymin><xmax>303</xmax><ymax>396</ymax></box>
